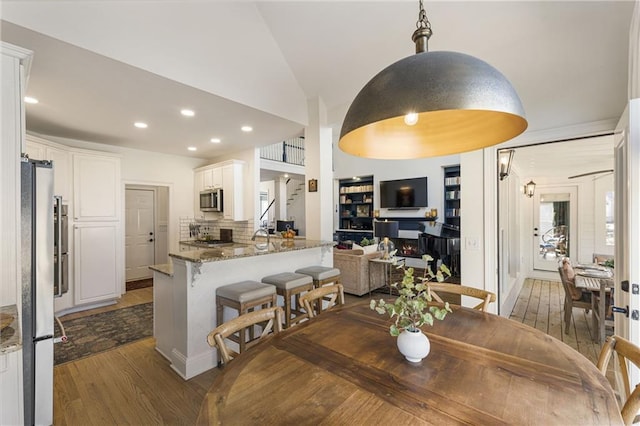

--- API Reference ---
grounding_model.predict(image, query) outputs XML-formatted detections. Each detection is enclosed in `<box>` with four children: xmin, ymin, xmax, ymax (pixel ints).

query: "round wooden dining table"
<box><xmin>197</xmin><ymin>301</ymin><xmax>622</xmax><ymax>425</ymax></box>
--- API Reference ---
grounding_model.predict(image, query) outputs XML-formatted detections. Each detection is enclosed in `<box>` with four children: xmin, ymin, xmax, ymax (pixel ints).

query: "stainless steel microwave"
<box><xmin>200</xmin><ymin>188</ymin><xmax>223</xmax><ymax>212</ymax></box>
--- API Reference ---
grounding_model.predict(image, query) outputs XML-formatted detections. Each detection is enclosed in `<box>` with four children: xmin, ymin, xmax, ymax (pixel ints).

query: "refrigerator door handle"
<box><xmin>54</xmin><ymin>196</ymin><xmax>63</xmax><ymax>298</ymax></box>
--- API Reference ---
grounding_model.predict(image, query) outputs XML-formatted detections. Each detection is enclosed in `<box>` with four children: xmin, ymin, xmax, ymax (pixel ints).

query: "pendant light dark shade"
<box><xmin>339</xmin><ymin>3</ymin><xmax>527</xmax><ymax>159</ymax></box>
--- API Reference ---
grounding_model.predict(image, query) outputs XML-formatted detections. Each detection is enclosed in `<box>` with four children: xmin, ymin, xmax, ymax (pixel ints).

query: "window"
<box><xmin>605</xmin><ymin>191</ymin><xmax>614</xmax><ymax>246</ymax></box>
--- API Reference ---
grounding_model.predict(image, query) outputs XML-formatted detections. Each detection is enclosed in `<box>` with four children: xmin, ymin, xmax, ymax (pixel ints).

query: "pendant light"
<box><xmin>339</xmin><ymin>0</ymin><xmax>528</xmax><ymax>159</ymax></box>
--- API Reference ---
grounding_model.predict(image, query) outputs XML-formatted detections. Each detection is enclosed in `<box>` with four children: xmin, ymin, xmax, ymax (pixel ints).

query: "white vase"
<box><xmin>397</xmin><ymin>329</ymin><xmax>430</xmax><ymax>363</ymax></box>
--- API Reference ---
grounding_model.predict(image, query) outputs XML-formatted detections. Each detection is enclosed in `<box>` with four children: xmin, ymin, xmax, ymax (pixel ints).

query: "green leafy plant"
<box><xmin>370</xmin><ymin>254</ymin><xmax>452</xmax><ymax>336</ymax></box>
<box><xmin>360</xmin><ymin>237</ymin><xmax>373</xmax><ymax>246</ymax></box>
<box><xmin>604</xmin><ymin>259</ymin><xmax>614</xmax><ymax>269</ymax></box>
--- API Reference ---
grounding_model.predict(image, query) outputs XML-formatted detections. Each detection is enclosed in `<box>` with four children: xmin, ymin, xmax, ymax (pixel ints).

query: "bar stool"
<box><xmin>216</xmin><ymin>280</ymin><xmax>277</xmax><ymax>357</ymax></box>
<box><xmin>295</xmin><ymin>266</ymin><xmax>341</xmax><ymax>315</ymax></box>
<box><xmin>261</xmin><ymin>272</ymin><xmax>313</xmax><ymax>328</ymax></box>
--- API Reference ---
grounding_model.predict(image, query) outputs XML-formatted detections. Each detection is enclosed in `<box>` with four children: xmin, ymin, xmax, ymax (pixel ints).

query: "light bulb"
<box><xmin>404</xmin><ymin>112</ymin><xmax>419</xmax><ymax>126</ymax></box>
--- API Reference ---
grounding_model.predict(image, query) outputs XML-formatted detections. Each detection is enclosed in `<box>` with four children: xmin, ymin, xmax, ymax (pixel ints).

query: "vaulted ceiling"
<box><xmin>0</xmin><ymin>1</ymin><xmax>634</xmax><ymax>174</ymax></box>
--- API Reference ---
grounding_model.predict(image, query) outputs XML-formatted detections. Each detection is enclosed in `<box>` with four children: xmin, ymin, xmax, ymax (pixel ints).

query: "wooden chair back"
<box><xmin>427</xmin><ymin>282</ymin><xmax>496</xmax><ymax>312</ymax></box>
<box><xmin>597</xmin><ymin>335</ymin><xmax>640</xmax><ymax>425</ymax></box>
<box><xmin>207</xmin><ymin>306</ymin><xmax>284</xmax><ymax>365</ymax></box>
<box><xmin>300</xmin><ymin>284</ymin><xmax>345</xmax><ymax>319</ymax></box>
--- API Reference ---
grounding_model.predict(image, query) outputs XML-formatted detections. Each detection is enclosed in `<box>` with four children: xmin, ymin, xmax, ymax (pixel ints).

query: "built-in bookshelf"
<box><xmin>336</xmin><ymin>175</ymin><xmax>374</xmax><ymax>243</ymax></box>
<box><xmin>444</xmin><ymin>166</ymin><xmax>461</xmax><ymax>228</ymax></box>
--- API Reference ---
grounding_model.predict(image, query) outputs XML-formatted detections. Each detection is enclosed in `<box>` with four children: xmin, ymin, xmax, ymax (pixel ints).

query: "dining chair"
<box><xmin>558</xmin><ymin>259</ymin><xmax>592</xmax><ymax>334</ymax></box>
<box><xmin>596</xmin><ymin>335</ymin><xmax>640</xmax><ymax>425</ymax></box>
<box><xmin>300</xmin><ymin>284</ymin><xmax>345</xmax><ymax>319</ymax></box>
<box><xmin>427</xmin><ymin>283</ymin><xmax>496</xmax><ymax>312</ymax></box>
<box><xmin>207</xmin><ymin>306</ymin><xmax>284</xmax><ymax>365</ymax></box>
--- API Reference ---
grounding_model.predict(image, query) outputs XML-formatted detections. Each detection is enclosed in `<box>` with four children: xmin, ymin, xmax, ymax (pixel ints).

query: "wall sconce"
<box><xmin>498</xmin><ymin>149</ymin><xmax>515</xmax><ymax>180</ymax></box>
<box><xmin>524</xmin><ymin>180</ymin><xmax>536</xmax><ymax>198</ymax></box>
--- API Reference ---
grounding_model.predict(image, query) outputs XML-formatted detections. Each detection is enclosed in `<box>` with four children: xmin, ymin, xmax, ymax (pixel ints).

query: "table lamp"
<box><xmin>374</xmin><ymin>220</ymin><xmax>399</xmax><ymax>259</ymax></box>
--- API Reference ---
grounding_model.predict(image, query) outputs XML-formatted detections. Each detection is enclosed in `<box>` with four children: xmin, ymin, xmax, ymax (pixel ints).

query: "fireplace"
<box><xmin>395</xmin><ymin>238</ymin><xmax>420</xmax><ymax>258</ymax></box>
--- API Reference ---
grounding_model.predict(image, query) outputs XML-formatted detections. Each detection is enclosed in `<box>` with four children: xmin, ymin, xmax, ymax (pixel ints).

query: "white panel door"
<box><xmin>125</xmin><ymin>189</ymin><xmax>155</xmax><ymax>282</ymax></box>
<box><xmin>613</xmin><ymin>100</ymin><xmax>640</xmax><ymax>387</ymax></box>
<box><xmin>74</xmin><ymin>223</ymin><xmax>119</xmax><ymax>304</ymax></box>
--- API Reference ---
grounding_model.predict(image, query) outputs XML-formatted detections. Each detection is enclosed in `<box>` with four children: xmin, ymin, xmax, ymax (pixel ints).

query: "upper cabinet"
<box><xmin>203</xmin><ymin>167</ymin><xmax>223</xmax><ymax>189</ymax></box>
<box><xmin>73</xmin><ymin>153</ymin><xmax>121</xmax><ymax>221</ymax></box>
<box><xmin>222</xmin><ymin>161</ymin><xmax>244</xmax><ymax>221</ymax></box>
<box><xmin>194</xmin><ymin>160</ymin><xmax>245</xmax><ymax>221</ymax></box>
<box><xmin>25</xmin><ymin>137</ymin><xmax>71</xmax><ymax>202</ymax></box>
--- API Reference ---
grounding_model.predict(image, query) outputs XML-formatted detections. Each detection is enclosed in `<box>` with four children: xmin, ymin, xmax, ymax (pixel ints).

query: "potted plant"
<box><xmin>370</xmin><ymin>253</ymin><xmax>452</xmax><ymax>362</ymax></box>
<box><xmin>359</xmin><ymin>236</ymin><xmax>377</xmax><ymax>254</ymax></box>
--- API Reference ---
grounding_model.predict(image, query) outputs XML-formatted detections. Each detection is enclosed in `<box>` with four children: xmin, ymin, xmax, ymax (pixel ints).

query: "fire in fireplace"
<box><xmin>395</xmin><ymin>238</ymin><xmax>420</xmax><ymax>258</ymax></box>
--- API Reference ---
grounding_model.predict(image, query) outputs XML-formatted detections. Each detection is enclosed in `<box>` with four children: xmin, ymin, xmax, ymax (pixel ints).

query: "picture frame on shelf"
<box><xmin>356</xmin><ymin>204</ymin><xmax>370</xmax><ymax>217</ymax></box>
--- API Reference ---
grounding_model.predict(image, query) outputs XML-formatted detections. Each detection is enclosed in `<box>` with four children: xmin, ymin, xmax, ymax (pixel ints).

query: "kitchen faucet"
<box><xmin>251</xmin><ymin>228</ymin><xmax>270</xmax><ymax>248</ymax></box>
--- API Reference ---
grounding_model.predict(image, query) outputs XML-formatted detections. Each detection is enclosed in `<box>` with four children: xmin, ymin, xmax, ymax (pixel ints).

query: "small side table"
<box><xmin>368</xmin><ymin>257</ymin><xmax>405</xmax><ymax>297</ymax></box>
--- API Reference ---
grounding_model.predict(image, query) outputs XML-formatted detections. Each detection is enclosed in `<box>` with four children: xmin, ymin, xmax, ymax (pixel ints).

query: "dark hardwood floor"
<box><xmin>53</xmin><ymin>278</ymin><xmax>614</xmax><ymax>425</ymax></box>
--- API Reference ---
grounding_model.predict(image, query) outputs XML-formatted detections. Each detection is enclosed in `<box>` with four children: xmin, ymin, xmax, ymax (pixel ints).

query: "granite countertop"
<box><xmin>170</xmin><ymin>239</ymin><xmax>335</xmax><ymax>263</ymax></box>
<box><xmin>149</xmin><ymin>263</ymin><xmax>174</xmax><ymax>276</ymax></box>
<box><xmin>0</xmin><ymin>304</ymin><xmax>21</xmax><ymax>354</ymax></box>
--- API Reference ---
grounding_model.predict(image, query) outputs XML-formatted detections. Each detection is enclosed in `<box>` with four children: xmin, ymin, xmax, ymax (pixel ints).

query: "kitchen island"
<box><xmin>151</xmin><ymin>239</ymin><xmax>334</xmax><ymax>380</ymax></box>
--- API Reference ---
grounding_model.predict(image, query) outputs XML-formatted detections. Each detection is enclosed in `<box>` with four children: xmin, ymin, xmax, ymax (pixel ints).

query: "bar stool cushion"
<box><xmin>295</xmin><ymin>266</ymin><xmax>340</xmax><ymax>281</ymax></box>
<box><xmin>262</xmin><ymin>272</ymin><xmax>312</xmax><ymax>290</ymax></box>
<box><xmin>217</xmin><ymin>280</ymin><xmax>276</xmax><ymax>303</ymax></box>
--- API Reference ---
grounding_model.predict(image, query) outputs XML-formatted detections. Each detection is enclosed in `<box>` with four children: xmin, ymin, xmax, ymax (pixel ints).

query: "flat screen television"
<box><xmin>379</xmin><ymin>177</ymin><xmax>428</xmax><ymax>209</ymax></box>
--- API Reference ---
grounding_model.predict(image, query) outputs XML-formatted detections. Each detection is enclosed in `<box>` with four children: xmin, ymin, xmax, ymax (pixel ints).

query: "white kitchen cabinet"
<box><xmin>25</xmin><ymin>137</ymin><xmax>72</xmax><ymax>203</ymax></box>
<box><xmin>25</xmin><ymin>139</ymin><xmax>46</xmax><ymax>160</ymax></box>
<box><xmin>201</xmin><ymin>166</ymin><xmax>223</xmax><ymax>190</ymax></box>
<box><xmin>74</xmin><ymin>222</ymin><xmax>120</xmax><ymax>305</ymax></box>
<box><xmin>212</xmin><ymin>167</ymin><xmax>223</xmax><ymax>188</ymax></box>
<box><xmin>193</xmin><ymin>169</ymin><xmax>205</xmax><ymax>218</ymax></box>
<box><xmin>73</xmin><ymin>152</ymin><xmax>121</xmax><ymax>221</ymax></box>
<box><xmin>47</xmin><ymin>145</ymin><xmax>71</xmax><ymax>203</ymax></box>
<box><xmin>194</xmin><ymin>160</ymin><xmax>244</xmax><ymax>220</ymax></box>
<box><xmin>202</xmin><ymin>168</ymin><xmax>213</xmax><ymax>189</ymax></box>
<box><xmin>0</xmin><ymin>349</ymin><xmax>24</xmax><ymax>426</ymax></box>
<box><xmin>222</xmin><ymin>161</ymin><xmax>244</xmax><ymax>221</ymax></box>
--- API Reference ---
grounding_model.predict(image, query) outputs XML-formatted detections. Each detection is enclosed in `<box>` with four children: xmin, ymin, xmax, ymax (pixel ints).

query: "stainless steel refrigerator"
<box><xmin>21</xmin><ymin>158</ymin><xmax>60</xmax><ymax>426</ymax></box>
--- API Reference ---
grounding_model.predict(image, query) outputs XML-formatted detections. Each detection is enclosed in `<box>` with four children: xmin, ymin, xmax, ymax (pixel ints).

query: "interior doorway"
<box><xmin>124</xmin><ymin>184</ymin><xmax>169</xmax><ymax>284</ymax></box>
<box><xmin>533</xmin><ymin>187</ymin><xmax>577</xmax><ymax>272</ymax></box>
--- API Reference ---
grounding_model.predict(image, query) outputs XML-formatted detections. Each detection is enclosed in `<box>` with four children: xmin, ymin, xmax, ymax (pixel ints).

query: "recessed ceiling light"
<box><xmin>210</xmin><ymin>138</ymin><xmax>221</xmax><ymax>144</ymax></box>
<box><xmin>187</xmin><ymin>146</ymin><xmax>197</xmax><ymax>151</ymax></box>
<box><xmin>241</xmin><ymin>125</ymin><xmax>253</xmax><ymax>132</ymax></box>
<box><xmin>181</xmin><ymin>109</ymin><xmax>195</xmax><ymax>117</ymax></box>
<box><xmin>24</xmin><ymin>96</ymin><xmax>39</xmax><ymax>104</ymax></box>
<box><xmin>134</xmin><ymin>122</ymin><xmax>148</xmax><ymax>129</ymax></box>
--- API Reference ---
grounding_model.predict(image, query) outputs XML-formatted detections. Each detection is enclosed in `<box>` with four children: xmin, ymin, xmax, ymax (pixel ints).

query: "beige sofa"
<box><xmin>333</xmin><ymin>248</ymin><xmax>385</xmax><ymax>296</ymax></box>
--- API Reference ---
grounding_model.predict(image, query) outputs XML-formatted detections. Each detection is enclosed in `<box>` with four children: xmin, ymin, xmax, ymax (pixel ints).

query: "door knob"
<box><xmin>149</xmin><ymin>232</ymin><xmax>154</xmax><ymax>236</ymax></box>
<box><xmin>149</xmin><ymin>238</ymin><xmax>154</xmax><ymax>242</ymax></box>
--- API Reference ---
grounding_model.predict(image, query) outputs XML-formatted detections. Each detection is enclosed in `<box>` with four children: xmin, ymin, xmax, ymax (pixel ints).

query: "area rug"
<box><xmin>53</xmin><ymin>303</ymin><xmax>153</xmax><ymax>365</ymax></box>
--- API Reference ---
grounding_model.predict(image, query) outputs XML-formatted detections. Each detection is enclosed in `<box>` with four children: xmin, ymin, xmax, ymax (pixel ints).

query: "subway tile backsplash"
<box><xmin>179</xmin><ymin>217</ymin><xmax>253</xmax><ymax>244</ymax></box>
